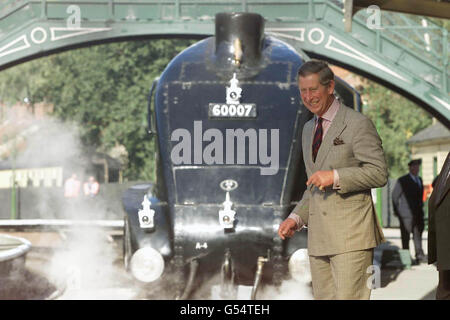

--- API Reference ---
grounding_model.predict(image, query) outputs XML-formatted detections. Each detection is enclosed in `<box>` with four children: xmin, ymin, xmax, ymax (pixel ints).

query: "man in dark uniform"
<box><xmin>428</xmin><ymin>152</ymin><xmax>450</xmax><ymax>300</ymax></box>
<box><xmin>392</xmin><ymin>159</ymin><xmax>426</xmax><ymax>264</ymax></box>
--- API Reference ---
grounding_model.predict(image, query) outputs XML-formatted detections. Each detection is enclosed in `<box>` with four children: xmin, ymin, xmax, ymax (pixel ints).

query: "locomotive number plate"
<box><xmin>208</xmin><ymin>103</ymin><xmax>256</xmax><ymax>119</ymax></box>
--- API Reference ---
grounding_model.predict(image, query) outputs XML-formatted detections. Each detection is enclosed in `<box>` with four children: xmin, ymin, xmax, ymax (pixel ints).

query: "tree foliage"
<box><xmin>0</xmin><ymin>39</ymin><xmax>194</xmax><ymax>181</ymax></box>
<box><xmin>360</xmin><ymin>80</ymin><xmax>433</xmax><ymax>178</ymax></box>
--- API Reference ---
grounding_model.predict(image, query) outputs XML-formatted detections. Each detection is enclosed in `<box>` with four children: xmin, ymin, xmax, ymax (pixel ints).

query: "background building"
<box><xmin>408</xmin><ymin>119</ymin><xmax>450</xmax><ymax>185</ymax></box>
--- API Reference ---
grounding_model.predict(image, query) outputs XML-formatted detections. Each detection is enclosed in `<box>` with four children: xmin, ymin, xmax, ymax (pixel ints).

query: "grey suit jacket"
<box><xmin>292</xmin><ymin>102</ymin><xmax>387</xmax><ymax>256</ymax></box>
<box><xmin>428</xmin><ymin>152</ymin><xmax>450</xmax><ymax>270</ymax></box>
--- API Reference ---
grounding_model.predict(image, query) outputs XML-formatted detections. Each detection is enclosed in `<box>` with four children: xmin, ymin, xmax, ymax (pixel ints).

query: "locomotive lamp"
<box><xmin>130</xmin><ymin>247</ymin><xmax>165</xmax><ymax>283</ymax></box>
<box><xmin>138</xmin><ymin>195</ymin><xmax>155</xmax><ymax>229</ymax></box>
<box><xmin>219</xmin><ymin>192</ymin><xmax>236</xmax><ymax>229</ymax></box>
<box><xmin>288</xmin><ymin>248</ymin><xmax>312</xmax><ymax>283</ymax></box>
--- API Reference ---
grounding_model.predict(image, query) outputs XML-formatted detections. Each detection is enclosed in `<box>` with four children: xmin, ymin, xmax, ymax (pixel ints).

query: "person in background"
<box><xmin>64</xmin><ymin>173</ymin><xmax>81</xmax><ymax>198</ymax></box>
<box><xmin>83</xmin><ymin>175</ymin><xmax>99</xmax><ymax>197</ymax></box>
<box><xmin>392</xmin><ymin>159</ymin><xmax>426</xmax><ymax>264</ymax></box>
<box><xmin>428</xmin><ymin>151</ymin><xmax>450</xmax><ymax>300</ymax></box>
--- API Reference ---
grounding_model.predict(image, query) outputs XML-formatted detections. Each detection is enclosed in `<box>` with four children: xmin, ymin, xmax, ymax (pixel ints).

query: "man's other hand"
<box><xmin>278</xmin><ymin>218</ymin><xmax>298</xmax><ymax>240</ymax></box>
<box><xmin>306</xmin><ymin>170</ymin><xmax>334</xmax><ymax>191</ymax></box>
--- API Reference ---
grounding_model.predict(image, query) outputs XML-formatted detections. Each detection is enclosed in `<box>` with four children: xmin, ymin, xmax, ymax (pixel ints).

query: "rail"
<box><xmin>0</xmin><ymin>219</ymin><xmax>124</xmax><ymax>230</ymax></box>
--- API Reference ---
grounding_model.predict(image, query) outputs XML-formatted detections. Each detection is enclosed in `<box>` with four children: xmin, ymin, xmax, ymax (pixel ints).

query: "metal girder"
<box><xmin>269</xmin><ymin>23</ymin><xmax>450</xmax><ymax>127</ymax></box>
<box><xmin>0</xmin><ymin>0</ymin><xmax>449</xmax><ymax>126</ymax></box>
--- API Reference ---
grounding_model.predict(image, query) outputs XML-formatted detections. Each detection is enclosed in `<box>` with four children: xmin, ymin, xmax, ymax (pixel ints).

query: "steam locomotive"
<box><xmin>122</xmin><ymin>12</ymin><xmax>361</xmax><ymax>299</ymax></box>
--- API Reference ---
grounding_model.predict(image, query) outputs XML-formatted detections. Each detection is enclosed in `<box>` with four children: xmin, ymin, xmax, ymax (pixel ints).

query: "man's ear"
<box><xmin>327</xmin><ymin>79</ymin><xmax>335</xmax><ymax>95</ymax></box>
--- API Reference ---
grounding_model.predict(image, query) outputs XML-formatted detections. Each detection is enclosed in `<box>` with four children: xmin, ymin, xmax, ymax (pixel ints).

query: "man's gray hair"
<box><xmin>297</xmin><ymin>59</ymin><xmax>335</xmax><ymax>86</ymax></box>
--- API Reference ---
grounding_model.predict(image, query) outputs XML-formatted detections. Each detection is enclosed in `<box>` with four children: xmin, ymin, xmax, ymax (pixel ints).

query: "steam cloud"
<box><xmin>1</xmin><ymin>107</ymin><xmax>139</xmax><ymax>299</ymax></box>
<box><xmin>259</xmin><ymin>280</ymin><xmax>314</xmax><ymax>300</ymax></box>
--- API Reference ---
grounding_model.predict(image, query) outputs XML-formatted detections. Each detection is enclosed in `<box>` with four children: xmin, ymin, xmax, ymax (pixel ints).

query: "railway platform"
<box><xmin>371</xmin><ymin>228</ymin><xmax>438</xmax><ymax>300</ymax></box>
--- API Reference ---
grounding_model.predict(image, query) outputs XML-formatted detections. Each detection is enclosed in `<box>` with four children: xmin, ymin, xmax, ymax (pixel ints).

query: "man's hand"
<box><xmin>278</xmin><ymin>218</ymin><xmax>298</xmax><ymax>240</ymax></box>
<box><xmin>306</xmin><ymin>170</ymin><xmax>334</xmax><ymax>191</ymax></box>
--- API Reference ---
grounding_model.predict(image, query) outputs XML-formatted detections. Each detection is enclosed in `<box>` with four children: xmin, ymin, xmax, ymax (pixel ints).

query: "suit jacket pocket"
<box><xmin>331</xmin><ymin>144</ymin><xmax>352</xmax><ymax>154</ymax></box>
<box><xmin>329</xmin><ymin>144</ymin><xmax>353</xmax><ymax>167</ymax></box>
<box><xmin>339</xmin><ymin>199</ymin><xmax>378</xmax><ymax>251</ymax></box>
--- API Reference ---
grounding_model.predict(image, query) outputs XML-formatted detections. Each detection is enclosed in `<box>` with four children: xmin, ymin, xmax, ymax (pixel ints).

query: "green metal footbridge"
<box><xmin>0</xmin><ymin>0</ymin><xmax>449</xmax><ymax>126</ymax></box>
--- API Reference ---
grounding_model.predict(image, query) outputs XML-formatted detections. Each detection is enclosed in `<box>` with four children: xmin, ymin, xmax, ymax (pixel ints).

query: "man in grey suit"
<box><xmin>392</xmin><ymin>159</ymin><xmax>426</xmax><ymax>264</ymax></box>
<box><xmin>278</xmin><ymin>60</ymin><xmax>387</xmax><ymax>300</ymax></box>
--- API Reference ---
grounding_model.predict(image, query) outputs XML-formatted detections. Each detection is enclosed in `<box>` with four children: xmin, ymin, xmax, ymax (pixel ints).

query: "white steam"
<box><xmin>1</xmin><ymin>107</ymin><xmax>139</xmax><ymax>299</ymax></box>
<box><xmin>48</xmin><ymin>226</ymin><xmax>137</xmax><ymax>300</ymax></box>
<box><xmin>259</xmin><ymin>280</ymin><xmax>314</xmax><ymax>300</ymax></box>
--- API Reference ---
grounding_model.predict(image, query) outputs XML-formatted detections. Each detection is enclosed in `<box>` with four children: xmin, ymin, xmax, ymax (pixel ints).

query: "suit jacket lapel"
<box><xmin>313</xmin><ymin>103</ymin><xmax>347</xmax><ymax>170</ymax></box>
<box><xmin>435</xmin><ymin>175</ymin><xmax>450</xmax><ymax>208</ymax></box>
<box><xmin>303</xmin><ymin>120</ymin><xmax>315</xmax><ymax>171</ymax></box>
<box><xmin>435</xmin><ymin>155</ymin><xmax>450</xmax><ymax>207</ymax></box>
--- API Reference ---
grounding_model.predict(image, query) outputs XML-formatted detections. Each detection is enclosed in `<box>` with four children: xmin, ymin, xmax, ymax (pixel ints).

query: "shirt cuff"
<box><xmin>287</xmin><ymin>213</ymin><xmax>305</xmax><ymax>231</ymax></box>
<box><xmin>333</xmin><ymin>169</ymin><xmax>341</xmax><ymax>190</ymax></box>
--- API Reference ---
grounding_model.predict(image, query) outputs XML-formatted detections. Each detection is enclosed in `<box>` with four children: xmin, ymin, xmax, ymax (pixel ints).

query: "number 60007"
<box><xmin>209</xmin><ymin>103</ymin><xmax>256</xmax><ymax>118</ymax></box>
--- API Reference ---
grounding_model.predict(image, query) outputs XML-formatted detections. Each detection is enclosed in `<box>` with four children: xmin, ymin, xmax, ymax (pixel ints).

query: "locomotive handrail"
<box><xmin>147</xmin><ymin>77</ymin><xmax>159</xmax><ymax>136</ymax></box>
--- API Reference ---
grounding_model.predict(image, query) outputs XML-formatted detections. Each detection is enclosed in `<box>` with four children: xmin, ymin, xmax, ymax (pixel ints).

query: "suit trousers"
<box><xmin>399</xmin><ymin>217</ymin><xmax>424</xmax><ymax>257</ymax></box>
<box><xmin>309</xmin><ymin>249</ymin><xmax>374</xmax><ymax>300</ymax></box>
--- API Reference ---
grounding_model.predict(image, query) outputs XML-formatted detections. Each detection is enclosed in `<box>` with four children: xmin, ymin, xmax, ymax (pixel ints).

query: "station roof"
<box><xmin>408</xmin><ymin>121</ymin><xmax>450</xmax><ymax>144</ymax></box>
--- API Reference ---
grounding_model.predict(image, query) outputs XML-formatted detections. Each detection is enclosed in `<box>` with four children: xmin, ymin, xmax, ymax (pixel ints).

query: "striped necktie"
<box><xmin>312</xmin><ymin>117</ymin><xmax>323</xmax><ymax>163</ymax></box>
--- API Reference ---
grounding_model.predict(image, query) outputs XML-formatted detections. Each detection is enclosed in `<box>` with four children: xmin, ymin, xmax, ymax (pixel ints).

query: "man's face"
<box><xmin>409</xmin><ymin>164</ymin><xmax>420</xmax><ymax>176</ymax></box>
<box><xmin>298</xmin><ymin>73</ymin><xmax>335</xmax><ymax>116</ymax></box>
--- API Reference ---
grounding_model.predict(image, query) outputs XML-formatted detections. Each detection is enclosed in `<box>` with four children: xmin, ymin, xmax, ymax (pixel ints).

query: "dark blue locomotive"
<box><xmin>122</xmin><ymin>12</ymin><xmax>360</xmax><ymax>299</ymax></box>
